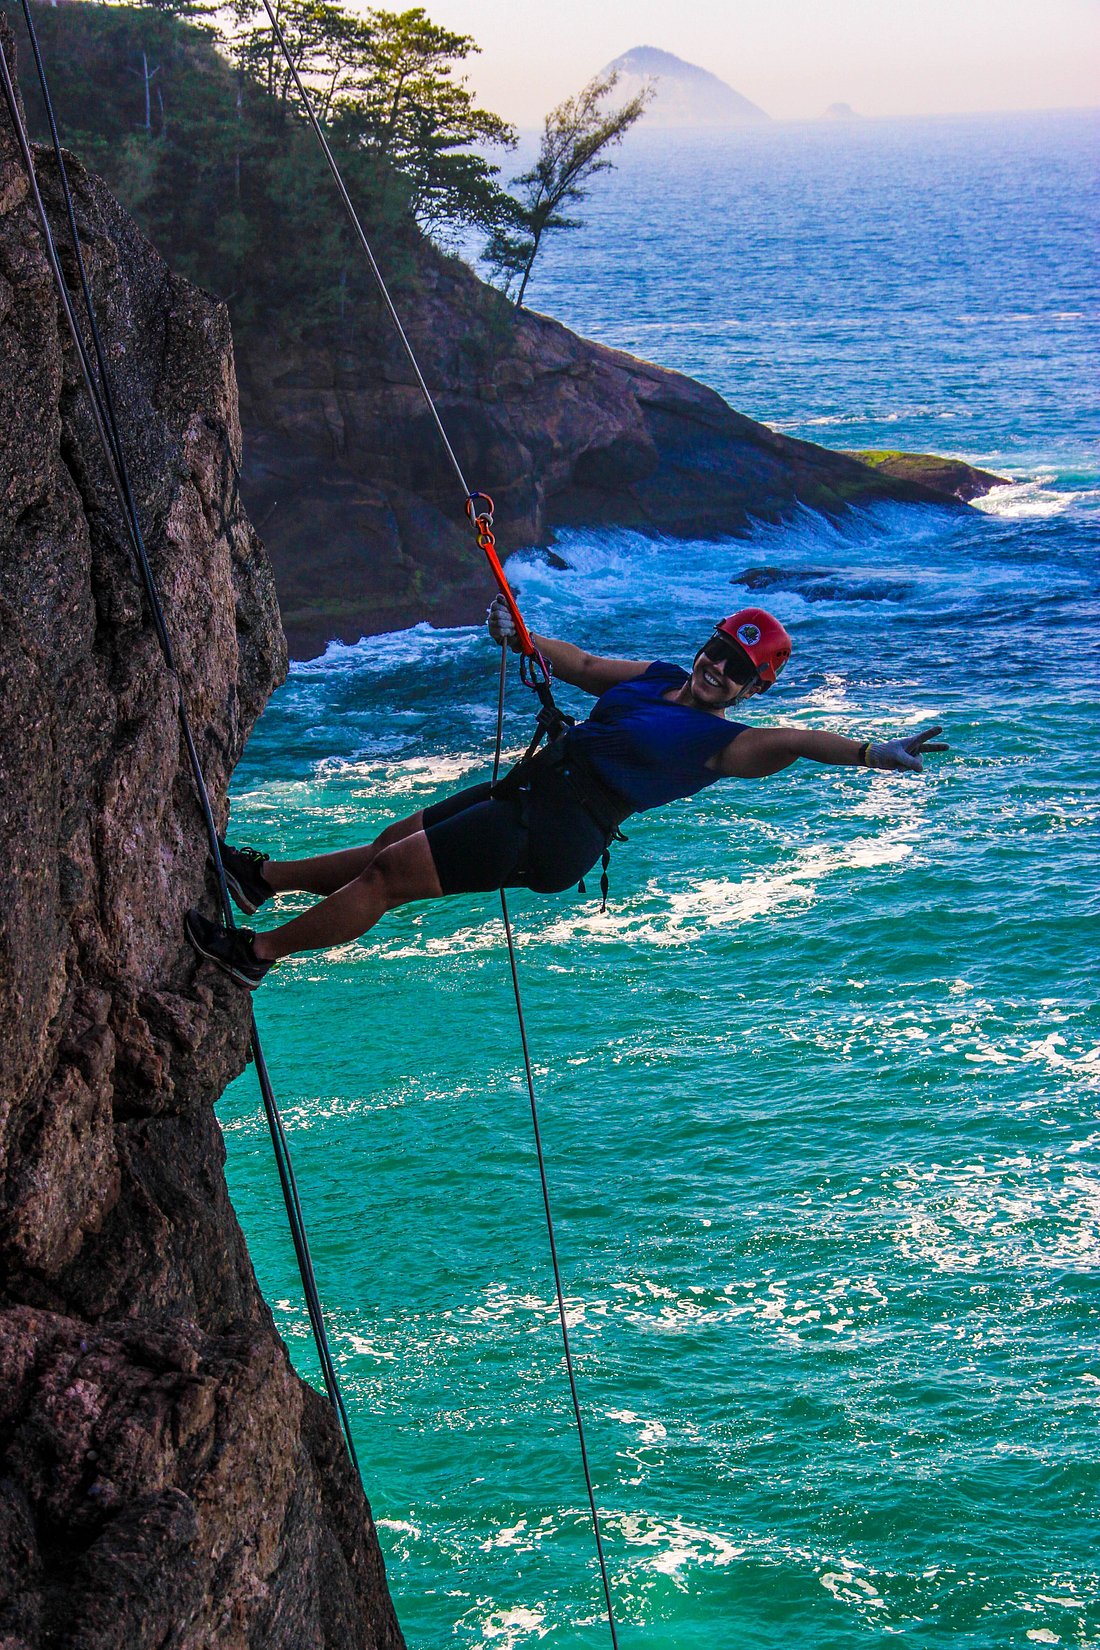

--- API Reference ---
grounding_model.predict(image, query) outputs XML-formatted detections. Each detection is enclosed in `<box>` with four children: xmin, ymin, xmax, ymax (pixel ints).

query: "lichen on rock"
<box><xmin>844</xmin><ymin>448</ymin><xmax>1008</xmax><ymax>502</ymax></box>
<box><xmin>0</xmin><ymin>22</ymin><xmax>402</xmax><ymax>1646</ymax></box>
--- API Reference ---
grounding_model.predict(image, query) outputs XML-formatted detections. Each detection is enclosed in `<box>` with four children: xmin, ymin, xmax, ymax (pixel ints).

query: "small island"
<box><xmin>600</xmin><ymin>44</ymin><xmax>770</xmax><ymax>126</ymax></box>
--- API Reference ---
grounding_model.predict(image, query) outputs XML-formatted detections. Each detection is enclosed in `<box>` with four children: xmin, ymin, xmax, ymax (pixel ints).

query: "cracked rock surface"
<box><xmin>0</xmin><ymin>24</ymin><xmax>403</xmax><ymax>1647</ymax></box>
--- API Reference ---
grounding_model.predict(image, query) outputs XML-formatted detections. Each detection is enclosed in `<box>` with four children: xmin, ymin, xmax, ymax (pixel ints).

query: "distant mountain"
<box><xmin>601</xmin><ymin>45</ymin><xmax>769</xmax><ymax>127</ymax></box>
<box><xmin>822</xmin><ymin>102</ymin><xmax>861</xmax><ymax>120</ymax></box>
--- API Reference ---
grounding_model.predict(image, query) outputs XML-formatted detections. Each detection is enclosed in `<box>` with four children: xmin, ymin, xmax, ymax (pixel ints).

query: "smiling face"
<box><xmin>683</xmin><ymin>643</ymin><xmax>763</xmax><ymax>711</ymax></box>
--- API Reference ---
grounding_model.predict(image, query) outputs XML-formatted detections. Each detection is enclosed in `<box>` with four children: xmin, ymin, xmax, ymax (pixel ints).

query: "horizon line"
<box><xmin>508</xmin><ymin>102</ymin><xmax>1100</xmax><ymax>133</ymax></box>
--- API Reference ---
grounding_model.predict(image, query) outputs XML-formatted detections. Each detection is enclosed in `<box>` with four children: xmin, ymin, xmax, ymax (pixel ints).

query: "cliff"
<box><xmin>239</xmin><ymin>250</ymin><xmax>1000</xmax><ymax>657</ymax></box>
<box><xmin>0</xmin><ymin>25</ymin><xmax>403</xmax><ymax>1648</ymax></box>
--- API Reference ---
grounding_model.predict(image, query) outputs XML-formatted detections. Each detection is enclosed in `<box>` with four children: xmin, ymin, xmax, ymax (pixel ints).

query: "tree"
<box><xmin>4</xmin><ymin>0</ymin><xmax>517</xmax><ymax>333</ymax></box>
<box><xmin>328</xmin><ymin>7</ymin><xmax>515</xmax><ymax>239</ymax></box>
<box><xmin>229</xmin><ymin>2</ymin><xmax>514</xmax><ymax>237</ymax></box>
<box><xmin>230</xmin><ymin>0</ymin><xmax>362</xmax><ymax>122</ymax></box>
<box><xmin>486</xmin><ymin>70</ymin><xmax>651</xmax><ymax>310</ymax></box>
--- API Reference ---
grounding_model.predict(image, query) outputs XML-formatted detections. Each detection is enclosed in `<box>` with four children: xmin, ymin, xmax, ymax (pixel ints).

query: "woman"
<box><xmin>185</xmin><ymin>602</ymin><xmax>947</xmax><ymax>988</ymax></box>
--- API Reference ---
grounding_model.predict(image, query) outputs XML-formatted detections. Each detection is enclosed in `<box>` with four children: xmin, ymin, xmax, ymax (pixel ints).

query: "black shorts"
<box><xmin>422</xmin><ymin>768</ymin><xmax>610</xmax><ymax>896</ymax></box>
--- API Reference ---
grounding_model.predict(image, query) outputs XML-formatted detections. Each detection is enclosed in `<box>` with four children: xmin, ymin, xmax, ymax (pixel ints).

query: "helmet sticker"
<box><xmin>737</xmin><ymin>623</ymin><xmax>761</xmax><ymax>647</ymax></box>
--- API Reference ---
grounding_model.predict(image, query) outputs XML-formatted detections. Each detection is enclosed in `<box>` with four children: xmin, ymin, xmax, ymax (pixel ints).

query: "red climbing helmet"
<box><xmin>713</xmin><ymin>607</ymin><xmax>792</xmax><ymax>688</ymax></box>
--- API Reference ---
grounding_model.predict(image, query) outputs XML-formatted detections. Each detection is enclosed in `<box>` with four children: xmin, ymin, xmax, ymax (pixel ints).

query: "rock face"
<box><xmin>239</xmin><ymin>251</ymin><xmax>996</xmax><ymax>657</ymax></box>
<box><xmin>0</xmin><ymin>25</ymin><xmax>403</xmax><ymax>1648</ymax></box>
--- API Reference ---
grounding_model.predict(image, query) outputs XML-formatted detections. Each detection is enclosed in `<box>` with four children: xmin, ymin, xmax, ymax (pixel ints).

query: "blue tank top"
<box><xmin>563</xmin><ymin>661</ymin><xmax>746</xmax><ymax>814</ymax></box>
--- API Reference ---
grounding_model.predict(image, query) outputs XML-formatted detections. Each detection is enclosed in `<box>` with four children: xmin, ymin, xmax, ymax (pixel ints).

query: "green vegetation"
<box><xmin>5</xmin><ymin>0</ymin><xmax>649</xmax><ymax>340</ymax></box>
<box><xmin>486</xmin><ymin>71</ymin><xmax>651</xmax><ymax>309</ymax></box>
<box><xmin>4</xmin><ymin>0</ymin><xmax>514</xmax><ymax>339</ymax></box>
<box><xmin>852</xmin><ymin>450</ymin><xmax>922</xmax><ymax>468</ymax></box>
<box><xmin>231</xmin><ymin>3</ymin><xmax>515</xmax><ymax>244</ymax></box>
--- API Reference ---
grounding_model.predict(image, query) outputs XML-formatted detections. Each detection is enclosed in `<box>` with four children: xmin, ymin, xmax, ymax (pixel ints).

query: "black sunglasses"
<box><xmin>699</xmin><ymin>633</ymin><xmax>767</xmax><ymax>689</ymax></box>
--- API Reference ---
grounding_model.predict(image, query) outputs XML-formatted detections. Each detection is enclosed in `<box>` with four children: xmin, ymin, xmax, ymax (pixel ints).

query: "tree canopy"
<box><xmin>3</xmin><ymin>0</ymin><xmax>645</xmax><ymax>341</ymax></box>
<box><xmin>228</xmin><ymin>0</ymin><xmax>515</xmax><ymax>239</ymax></box>
<box><xmin>4</xmin><ymin>0</ymin><xmax>520</xmax><ymax>335</ymax></box>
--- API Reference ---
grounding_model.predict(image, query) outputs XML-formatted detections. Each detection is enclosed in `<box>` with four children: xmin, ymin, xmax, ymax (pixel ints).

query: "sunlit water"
<box><xmin>221</xmin><ymin>114</ymin><xmax>1100</xmax><ymax>1648</ymax></box>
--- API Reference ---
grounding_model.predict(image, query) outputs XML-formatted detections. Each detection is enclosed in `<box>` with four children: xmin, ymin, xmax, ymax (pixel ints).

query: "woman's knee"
<box><xmin>360</xmin><ymin>832</ymin><xmax>441</xmax><ymax>908</ymax></box>
<box><xmin>373</xmin><ymin>810</ymin><xmax>424</xmax><ymax>853</ymax></box>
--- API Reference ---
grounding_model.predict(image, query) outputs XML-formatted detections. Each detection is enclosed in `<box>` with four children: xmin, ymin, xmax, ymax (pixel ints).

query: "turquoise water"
<box><xmin>221</xmin><ymin>114</ymin><xmax>1100</xmax><ymax>1648</ymax></box>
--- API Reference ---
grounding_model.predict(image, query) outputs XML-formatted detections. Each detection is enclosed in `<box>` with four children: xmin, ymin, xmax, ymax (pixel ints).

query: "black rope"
<box><xmin>1</xmin><ymin>14</ymin><xmax>359</xmax><ymax>1474</ymax></box>
<box><xmin>252</xmin><ymin>9</ymin><xmax>623</xmax><ymax>1636</ymax></box>
<box><xmin>491</xmin><ymin>660</ymin><xmax>621</xmax><ymax>1648</ymax></box>
<box><xmin>256</xmin><ymin>13</ymin><xmax>621</xmax><ymax>1633</ymax></box>
<box><xmin>6</xmin><ymin>10</ymin><xmax>619</xmax><ymax>1625</ymax></box>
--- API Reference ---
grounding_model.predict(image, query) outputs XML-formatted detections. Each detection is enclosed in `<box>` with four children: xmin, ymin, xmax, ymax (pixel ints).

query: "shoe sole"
<box><xmin>223</xmin><ymin>868</ymin><xmax>260</xmax><ymax>916</ymax></box>
<box><xmin>185</xmin><ymin>912</ymin><xmax>266</xmax><ymax>990</ymax></box>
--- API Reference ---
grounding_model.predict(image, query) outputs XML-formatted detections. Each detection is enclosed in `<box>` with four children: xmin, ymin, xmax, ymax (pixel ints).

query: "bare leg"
<box><xmin>253</xmin><ymin>829</ymin><xmax>442</xmax><ymax>962</ymax></box>
<box><xmin>262</xmin><ymin>811</ymin><xmax>425</xmax><ymax>897</ymax></box>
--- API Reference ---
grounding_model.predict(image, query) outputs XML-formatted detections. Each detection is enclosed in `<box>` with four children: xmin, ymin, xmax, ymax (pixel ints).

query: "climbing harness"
<box><xmin>490</xmin><ymin>740</ymin><xmax>629</xmax><ymax>912</ymax></box>
<box><xmin>255</xmin><ymin>4</ymin><xmax>622</xmax><ymax>1637</ymax></box>
<box><xmin>474</xmin><ymin>505</ymin><xmax>628</xmax><ymax>908</ymax></box>
<box><xmin>1</xmin><ymin>12</ymin><xmax>359</xmax><ymax>1473</ymax></box>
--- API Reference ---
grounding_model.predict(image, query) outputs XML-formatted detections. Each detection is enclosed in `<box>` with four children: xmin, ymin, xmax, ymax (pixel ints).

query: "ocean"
<box><xmin>220</xmin><ymin>112</ymin><xmax>1100</xmax><ymax>1648</ymax></box>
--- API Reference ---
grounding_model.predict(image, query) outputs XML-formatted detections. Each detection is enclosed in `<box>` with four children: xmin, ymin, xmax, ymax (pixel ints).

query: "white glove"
<box><xmin>869</xmin><ymin>725</ymin><xmax>949</xmax><ymax>773</ymax></box>
<box><xmin>487</xmin><ymin>594</ymin><xmax>520</xmax><ymax>651</ymax></box>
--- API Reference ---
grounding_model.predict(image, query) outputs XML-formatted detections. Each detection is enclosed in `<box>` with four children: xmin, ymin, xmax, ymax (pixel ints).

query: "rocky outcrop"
<box><xmin>0</xmin><ymin>24</ymin><xmax>403</xmax><ymax>1647</ymax></box>
<box><xmin>845</xmin><ymin>448</ymin><xmax>1007</xmax><ymax>503</ymax></box>
<box><xmin>240</xmin><ymin>252</ymin><xmax>1002</xmax><ymax>657</ymax></box>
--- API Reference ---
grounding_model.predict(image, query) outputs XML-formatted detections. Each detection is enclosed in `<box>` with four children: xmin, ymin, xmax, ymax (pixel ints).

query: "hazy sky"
<box><xmin>408</xmin><ymin>0</ymin><xmax>1100</xmax><ymax>124</ymax></box>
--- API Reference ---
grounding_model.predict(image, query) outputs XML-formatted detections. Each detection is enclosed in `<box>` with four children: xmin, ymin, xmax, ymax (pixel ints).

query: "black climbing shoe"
<box><xmin>218</xmin><ymin>840</ymin><xmax>275</xmax><ymax>915</ymax></box>
<box><xmin>185</xmin><ymin>908</ymin><xmax>273</xmax><ymax>990</ymax></box>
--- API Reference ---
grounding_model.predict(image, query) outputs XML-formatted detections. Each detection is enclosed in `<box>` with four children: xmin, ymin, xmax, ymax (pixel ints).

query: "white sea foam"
<box><xmin>478</xmin><ymin>1518</ymin><xmax>555</xmax><ymax>1555</ymax></box>
<box><xmin>774</xmin><ymin>406</ymin><xmax>976</xmax><ymax>430</ymax></box>
<box><xmin>536</xmin><ymin>820</ymin><xmax>919</xmax><ymax>949</ymax></box>
<box><xmin>893</xmin><ymin>1151</ymin><xmax>1100</xmax><ymax>1274</ymax></box>
<box><xmin>344</xmin><ymin>799</ymin><xmax>925</xmax><ymax>963</ymax></box>
<box><xmin>312</xmin><ymin>750</ymin><xmax>493</xmax><ymax>793</ymax></box>
<box><xmin>290</xmin><ymin>620</ymin><xmax>483</xmax><ymax>673</ymax></box>
<box><xmin>476</xmin><ymin>1606</ymin><xmax>548</xmax><ymax>1644</ymax></box>
<box><xmin>376</xmin><ymin>1517</ymin><xmax>420</xmax><ymax>1540</ymax></box>
<box><xmin>346</xmin><ymin>1335</ymin><xmax>397</xmax><ymax>1362</ymax></box>
<box><xmin>799</xmin><ymin>671</ymin><xmax>853</xmax><ymax>713</ymax></box>
<box><xmin>613</xmin><ymin>1512</ymin><xmax>745</xmax><ymax>1587</ymax></box>
<box><xmin>971</xmin><ymin>479</ymin><xmax>1079</xmax><ymax>519</ymax></box>
<box><xmin>218</xmin><ymin>1088</ymin><xmax>410</xmax><ymax>1134</ymax></box>
<box><xmin>607</xmin><ymin>1409</ymin><xmax>668</xmax><ymax>1447</ymax></box>
<box><xmin>499</xmin><ymin>499</ymin><xmax>955</xmax><ymax>649</ymax></box>
<box><xmin>820</xmin><ymin>1566</ymin><xmax>888</xmax><ymax>1609</ymax></box>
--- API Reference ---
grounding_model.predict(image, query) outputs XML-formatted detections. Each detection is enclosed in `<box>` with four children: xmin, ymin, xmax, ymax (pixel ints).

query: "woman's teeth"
<box><xmin>702</xmin><ymin>668</ymin><xmax>723</xmax><ymax>688</ymax></box>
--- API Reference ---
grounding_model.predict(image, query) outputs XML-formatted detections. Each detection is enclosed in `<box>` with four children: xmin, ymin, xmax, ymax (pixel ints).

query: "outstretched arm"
<box><xmin>527</xmin><ymin>631</ymin><xmax>651</xmax><ymax>695</ymax></box>
<box><xmin>712</xmin><ymin>724</ymin><xmax>949</xmax><ymax>779</ymax></box>
<box><xmin>487</xmin><ymin>598</ymin><xmax>649</xmax><ymax>695</ymax></box>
